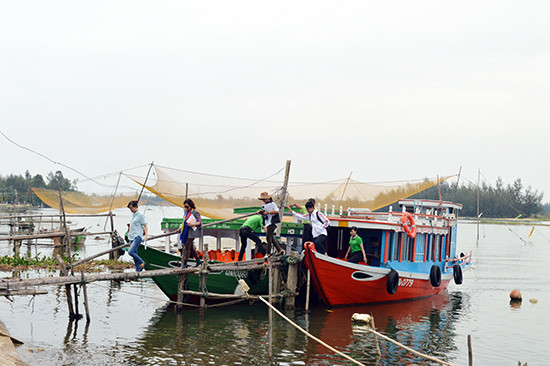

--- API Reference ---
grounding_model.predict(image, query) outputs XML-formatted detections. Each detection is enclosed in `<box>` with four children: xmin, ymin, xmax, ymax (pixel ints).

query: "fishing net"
<box><xmin>32</xmin><ymin>188</ymin><xmax>137</xmax><ymax>214</ymax></box>
<box><xmin>124</xmin><ymin>165</ymin><xmax>452</xmax><ymax>218</ymax></box>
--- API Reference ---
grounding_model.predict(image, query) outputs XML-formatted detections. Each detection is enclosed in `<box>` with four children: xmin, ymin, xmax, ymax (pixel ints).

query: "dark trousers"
<box><xmin>183</xmin><ymin>237</ymin><xmax>199</xmax><ymax>262</ymax></box>
<box><xmin>266</xmin><ymin>224</ymin><xmax>283</xmax><ymax>253</ymax></box>
<box><xmin>348</xmin><ymin>251</ymin><xmax>363</xmax><ymax>264</ymax></box>
<box><xmin>313</xmin><ymin>234</ymin><xmax>327</xmax><ymax>254</ymax></box>
<box><xmin>239</xmin><ymin>226</ymin><xmax>266</xmax><ymax>261</ymax></box>
<box><xmin>302</xmin><ymin>223</ymin><xmax>313</xmax><ymax>243</ymax></box>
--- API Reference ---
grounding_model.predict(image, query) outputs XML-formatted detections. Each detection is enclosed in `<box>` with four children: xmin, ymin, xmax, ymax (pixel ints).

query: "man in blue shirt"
<box><xmin>127</xmin><ymin>200</ymin><xmax>148</xmax><ymax>271</ymax></box>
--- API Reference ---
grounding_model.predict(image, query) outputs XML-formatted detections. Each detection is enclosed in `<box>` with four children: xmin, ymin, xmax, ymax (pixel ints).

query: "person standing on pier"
<box><xmin>127</xmin><ymin>200</ymin><xmax>148</xmax><ymax>272</ymax></box>
<box><xmin>238</xmin><ymin>213</ymin><xmax>267</xmax><ymax>261</ymax></box>
<box><xmin>288</xmin><ymin>201</ymin><xmax>329</xmax><ymax>254</ymax></box>
<box><xmin>289</xmin><ymin>198</ymin><xmax>315</xmax><ymax>249</ymax></box>
<box><xmin>178</xmin><ymin>198</ymin><xmax>203</xmax><ymax>268</ymax></box>
<box><xmin>259</xmin><ymin>192</ymin><xmax>284</xmax><ymax>256</ymax></box>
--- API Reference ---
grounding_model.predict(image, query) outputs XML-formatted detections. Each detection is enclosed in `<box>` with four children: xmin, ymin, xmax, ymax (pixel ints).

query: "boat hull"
<box><xmin>137</xmin><ymin>245</ymin><xmax>269</xmax><ymax>302</ymax></box>
<box><xmin>303</xmin><ymin>243</ymin><xmax>451</xmax><ymax>306</ymax></box>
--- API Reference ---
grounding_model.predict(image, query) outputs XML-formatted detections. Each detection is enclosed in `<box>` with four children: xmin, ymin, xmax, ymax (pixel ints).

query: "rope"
<box><xmin>89</xmin><ymin>281</ymin><xmax>248</xmax><ymax>309</ymax></box>
<box><xmin>256</xmin><ymin>296</ymin><xmax>366</xmax><ymax>366</ymax></box>
<box><xmin>505</xmin><ymin>224</ymin><xmax>527</xmax><ymax>244</ymax></box>
<box><xmin>366</xmin><ymin>328</ymin><xmax>454</xmax><ymax>366</ymax></box>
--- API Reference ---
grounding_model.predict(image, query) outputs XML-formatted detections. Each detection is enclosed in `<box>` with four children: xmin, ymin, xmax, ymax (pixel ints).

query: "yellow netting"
<box><xmin>124</xmin><ymin>165</ymin><xmax>452</xmax><ymax>217</ymax></box>
<box><xmin>32</xmin><ymin>188</ymin><xmax>137</xmax><ymax>214</ymax></box>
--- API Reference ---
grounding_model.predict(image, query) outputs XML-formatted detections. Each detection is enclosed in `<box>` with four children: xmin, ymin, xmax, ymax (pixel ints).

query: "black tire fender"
<box><xmin>386</xmin><ymin>269</ymin><xmax>399</xmax><ymax>295</ymax></box>
<box><xmin>430</xmin><ymin>265</ymin><xmax>441</xmax><ymax>287</ymax></box>
<box><xmin>453</xmin><ymin>264</ymin><xmax>463</xmax><ymax>285</ymax></box>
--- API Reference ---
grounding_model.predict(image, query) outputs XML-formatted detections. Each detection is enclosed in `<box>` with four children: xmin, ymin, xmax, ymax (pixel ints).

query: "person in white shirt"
<box><xmin>289</xmin><ymin>201</ymin><xmax>329</xmax><ymax>254</ymax></box>
<box><xmin>259</xmin><ymin>191</ymin><xmax>284</xmax><ymax>256</ymax></box>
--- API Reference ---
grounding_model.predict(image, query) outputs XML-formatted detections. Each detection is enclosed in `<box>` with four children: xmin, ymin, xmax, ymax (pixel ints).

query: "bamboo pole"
<box><xmin>0</xmin><ymin>289</ymin><xmax>48</xmax><ymax>296</ymax></box>
<box><xmin>268</xmin><ymin>261</ymin><xmax>273</xmax><ymax>304</ymax></box>
<box><xmin>137</xmin><ymin>162</ymin><xmax>154</xmax><ymax>203</ymax></box>
<box><xmin>146</xmin><ymin>212</ymin><xmax>260</xmax><ymax>242</ymax></box>
<box><xmin>0</xmin><ymin>267</ymin><xmax>200</xmax><ymax>290</ymax></box>
<box><xmin>82</xmin><ymin>274</ymin><xmax>91</xmax><ymax>323</ymax></box>
<box><xmin>468</xmin><ymin>334</ymin><xmax>473</xmax><ymax>366</ymax></box>
<box><xmin>56</xmin><ymin>254</ymin><xmax>76</xmax><ymax>319</ymax></box>
<box><xmin>57</xmin><ymin>181</ymin><xmax>71</xmax><ymax>257</ymax></box>
<box><xmin>305</xmin><ymin>269</ymin><xmax>311</xmax><ymax>312</ymax></box>
<box><xmin>109</xmin><ymin>211</ymin><xmax>117</xmax><ymax>260</ymax></box>
<box><xmin>276</xmin><ymin>160</ymin><xmax>291</xmax><ymax>239</ymax></box>
<box><xmin>69</xmin><ymin>243</ymin><xmax>129</xmax><ymax>268</ymax></box>
<box><xmin>0</xmin><ymin>231</ymin><xmax>114</xmax><ymax>241</ymax></box>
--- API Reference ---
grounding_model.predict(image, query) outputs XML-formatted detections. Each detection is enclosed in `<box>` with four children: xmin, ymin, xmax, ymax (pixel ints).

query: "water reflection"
<box><xmin>117</xmin><ymin>291</ymin><xmax>465</xmax><ymax>365</ymax></box>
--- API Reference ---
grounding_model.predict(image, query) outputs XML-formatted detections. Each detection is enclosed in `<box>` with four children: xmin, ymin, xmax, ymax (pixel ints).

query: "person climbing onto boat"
<box><xmin>127</xmin><ymin>200</ymin><xmax>148</xmax><ymax>272</ymax></box>
<box><xmin>289</xmin><ymin>198</ymin><xmax>315</xmax><ymax>248</ymax></box>
<box><xmin>238</xmin><ymin>213</ymin><xmax>267</xmax><ymax>261</ymax></box>
<box><xmin>344</xmin><ymin>226</ymin><xmax>367</xmax><ymax>264</ymax></box>
<box><xmin>177</xmin><ymin>198</ymin><xmax>203</xmax><ymax>268</ymax></box>
<box><xmin>288</xmin><ymin>200</ymin><xmax>329</xmax><ymax>254</ymax></box>
<box><xmin>259</xmin><ymin>192</ymin><xmax>284</xmax><ymax>256</ymax></box>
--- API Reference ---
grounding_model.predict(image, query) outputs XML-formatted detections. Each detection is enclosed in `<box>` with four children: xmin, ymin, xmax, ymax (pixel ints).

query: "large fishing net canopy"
<box><xmin>32</xmin><ymin>188</ymin><xmax>137</xmax><ymax>214</ymax></box>
<box><xmin>125</xmin><ymin>165</ymin><xmax>450</xmax><ymax>219</ymax></box>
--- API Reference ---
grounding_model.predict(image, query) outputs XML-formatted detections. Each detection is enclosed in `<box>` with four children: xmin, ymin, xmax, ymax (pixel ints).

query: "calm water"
<box><xmin>1</xmin><ymin>207</ymin><xmax>549</xmax><ymax>365</ymax></box>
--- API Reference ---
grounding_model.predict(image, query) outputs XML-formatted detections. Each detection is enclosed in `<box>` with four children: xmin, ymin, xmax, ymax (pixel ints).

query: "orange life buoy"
<box><xmin>401</xmin><ymin>212</ymin><xmax>417</xmax><ymax>239</ymax></box>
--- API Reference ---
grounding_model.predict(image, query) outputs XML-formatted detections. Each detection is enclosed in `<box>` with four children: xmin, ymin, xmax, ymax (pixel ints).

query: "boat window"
<box><xmin>415</xmin><ymin>235</ymin><xmax>424</xmax><ymax>262</ymax></box>
<box><xmin>425</xmin><ymin>234</ymin><xmax>433</xmax><ymax>262</ymax></box>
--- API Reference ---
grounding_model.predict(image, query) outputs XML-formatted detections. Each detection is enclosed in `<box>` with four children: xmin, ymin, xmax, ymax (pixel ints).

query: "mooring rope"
<box><xmin>89</xmin><ymin>281</ymin><xmax>248</xmax><ymax>309</ymax></box>
<box><xmin>256</xmin><ymin>296</ymin><xmax>366</xmax><ymax>366</ymax></box>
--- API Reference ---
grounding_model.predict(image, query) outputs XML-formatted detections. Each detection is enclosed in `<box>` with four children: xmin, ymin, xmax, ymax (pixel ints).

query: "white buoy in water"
<box><xmin>529</xmin><ymin>298</ymin><xmax>538</xmax><ymax>304</ymax></box>
<box><xmin>351</xmin><ymin>313</ymin><xmax>372</xmax><ymax>324</ymax></box>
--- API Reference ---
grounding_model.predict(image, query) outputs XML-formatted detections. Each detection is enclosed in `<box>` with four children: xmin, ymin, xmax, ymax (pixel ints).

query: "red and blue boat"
<box><xmin>303</xmin><ymin>199</ymin><xmax>471</xmax><ymax>306</ymax></box>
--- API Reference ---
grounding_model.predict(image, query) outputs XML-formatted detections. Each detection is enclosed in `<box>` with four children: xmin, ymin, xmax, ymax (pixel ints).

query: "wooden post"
<box><xmin>13</xmin><ymin>240</ymin><xmax>21</xmax><ymax>257</ymax></box>
<box><xmin>199</xmin><ymin>244</ymin><xmax>209</xmax><ymax>308</ymax></box>
<box><xmin>109</xmin><ymin>211</ymin><xmax>117</xmax><ymax>260</ymax></box>
<box><xmin>73</xmin><ymin>284</ymin><xmax>82</xmax><ymax>320</ymax></box>
<box><xmin>56</xmin><ymin>254</ymin><xmax>75</xmax><ymax>319</ymax></box>
<box><xmin>276</xmin><ymin>160</ymin><xmax>291</xmax><ymax>238</ymax></box>
<box><xmin>268</xmin><ymin>262</ymin><xmax>273</xmax><ymax>304</ymax></box>
<box><xmin>305</xmin><ymin>269</ymin><xmax>311</xmax><ymax>312</ymax></box>
<box><xmin>285</xmin><ymin>252</ymin><xmax>298</xmax><ymax>310</ymax></box>
<box><xmin>82</xmin><ymin>274</ymin><xmax>91</xmax><ymax>323</ymax></box>
<box><xmin>57</xmin><ymin>181</ymin><xmax>71</xmax><ymax>258</ymax></box>
<box><xmin>271</xmin><ymin>264</ymin><xmax>281</xmax><ymax>305</ymax></box>
<box><xmin>468</xmin><ymin>334</ymin><xmax>473</xmax><ymax>366</ymax></box>
<box><xmin>176</xmin><ymin>273</ymin><xmax>186</xmax><ymax>312</ymax></box>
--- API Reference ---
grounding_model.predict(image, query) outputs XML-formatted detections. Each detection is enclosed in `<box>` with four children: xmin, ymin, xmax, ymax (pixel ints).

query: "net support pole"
<box><xmin>276</xmin><ymin>160</ymin><xmax>291</xmax><ymax>239</ymax></box>
<box><xmin>137</xmin><ymin>162</ymin><xmax>154</xmax><ymax>203</ymax></box>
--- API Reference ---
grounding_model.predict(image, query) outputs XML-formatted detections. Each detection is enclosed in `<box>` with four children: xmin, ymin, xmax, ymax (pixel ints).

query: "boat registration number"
<box><xmin>225</xmin><ymin>270</ymin><xmax>249</xmax><ymax>279</ymax></box>
<box><xmin>398</xmin><ymin>278</ymin><xmax>414</xmax><ymax>287</ymax></box>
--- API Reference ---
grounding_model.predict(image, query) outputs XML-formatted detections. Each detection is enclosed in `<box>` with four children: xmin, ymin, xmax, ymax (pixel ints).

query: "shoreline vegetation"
<box><xmin>0</xmin><ymin>255</ymin><xmax>133</xmax><ymax>272</ymax></box>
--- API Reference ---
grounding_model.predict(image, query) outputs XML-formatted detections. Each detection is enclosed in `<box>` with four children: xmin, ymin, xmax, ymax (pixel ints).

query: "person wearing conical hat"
<box><xmin>258</xmin><ymin>192</ymin><xmax>284</xmax><ymax>256</ymax></box>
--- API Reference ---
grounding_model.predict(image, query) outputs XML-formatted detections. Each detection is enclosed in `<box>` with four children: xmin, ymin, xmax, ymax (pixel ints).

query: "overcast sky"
<box><xmin>1</xmin><ymin>1</ymin><xmax>549</xmax><ymax>199</ymax></box>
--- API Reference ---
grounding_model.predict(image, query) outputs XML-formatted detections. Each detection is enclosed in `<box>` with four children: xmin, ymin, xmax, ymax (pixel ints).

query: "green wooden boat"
<box><xmin>137</xmin><ymin>245</ymin><xmax>269</xmax><ymax>302</ymax></box>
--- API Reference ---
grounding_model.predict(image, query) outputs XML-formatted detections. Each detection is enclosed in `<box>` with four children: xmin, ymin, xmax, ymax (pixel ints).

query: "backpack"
<box><xmin>314</xmin><ymin>211</ymin><xmax>330</xmax><ymax>233</ymax></box>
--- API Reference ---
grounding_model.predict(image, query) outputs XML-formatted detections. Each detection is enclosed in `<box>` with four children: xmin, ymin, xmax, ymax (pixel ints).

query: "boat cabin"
<box><xmin>319</xmin><ymin>199</ymin><xmax>463</xmax><ymax>273</ymax></box>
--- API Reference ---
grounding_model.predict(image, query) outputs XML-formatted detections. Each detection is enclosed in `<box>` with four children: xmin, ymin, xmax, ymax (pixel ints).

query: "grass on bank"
<box><xmin>0</xmin><ymin>254</ymin><xmax>133</xmax><ymax>272</ymax></box>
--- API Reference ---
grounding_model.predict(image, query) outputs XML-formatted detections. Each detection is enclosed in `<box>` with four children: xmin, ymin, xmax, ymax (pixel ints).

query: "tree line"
<box><xmin>0</xmin><ymin>170</ymin><xmax>76</xmax><ymax>206</ymax></box>
<box><xmin>406</xmin><ymin>177</ymin><xmax>544</xmax><ymax>218</ymax></box>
